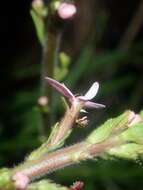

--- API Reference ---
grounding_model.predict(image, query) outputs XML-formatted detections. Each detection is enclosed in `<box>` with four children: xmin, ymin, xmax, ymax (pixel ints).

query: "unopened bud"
<box><xmin>32</xmin><ymin>0</ymin><xmax>43</xmax><ymax>8</ymax></box>
<box><xmin>57</xmin><ymin>3</ymin><xmax>77</xmax><ymax>19</ymax></box>
<box><xmin>128</xmin><ymin>114</ymin><xmax>142</xmax><ymax>127</ymax></box>
<box><xmin>38</xmin><ymin>96</ymin><xmax>48</xmax><ymax>106</ymax></box>
<box><xmin>13</xmin><ymin>172</ymin><xmax>29</xmax><ymax>189</ymax></box>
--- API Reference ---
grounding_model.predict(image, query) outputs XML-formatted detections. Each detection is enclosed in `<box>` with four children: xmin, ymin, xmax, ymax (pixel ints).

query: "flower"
<box><xmin>57</xmin><ymin>3</ymin><xmax>77</xmax><ymax>19</ymax></box>
<box><xmin>45</xmin><ymin>77</ymin><xmax>105</xmax><ymax>109</ymax></box>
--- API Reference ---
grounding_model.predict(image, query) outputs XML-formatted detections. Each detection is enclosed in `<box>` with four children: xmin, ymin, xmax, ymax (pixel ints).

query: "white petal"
<box><xmin>83</xmin><ymin>82</ymin><xmax>99</xmax><ymax>100</ymax></box>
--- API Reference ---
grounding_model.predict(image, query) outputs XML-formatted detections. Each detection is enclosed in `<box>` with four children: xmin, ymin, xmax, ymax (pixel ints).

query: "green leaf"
<box><xmin>107</xmin><ymin>143</ymin><xmax>143</xmax><ymax>160</ymax></box>
<box><xmin>59</xmin><ymin>52</ymin><xmax>71</xmax><ymax>67</ymax></box>
<box><xmin>117</xmin><ymin>122</ymin><xmax>143</xmax><ymax>144</ymax></box>
<box><xmin>0</xmin><ymin>168</ymin><xmax>15</xmax><ymax>189</ymax></box>
<box><xmin>27</xmin><ymin>180</ymin><xmax>69</xmax><ymax>190</ymax></box>
<box><xmin>86</xmin><ymin>111</ymin><xmax>131</xmax><ymax>144</ymax></box>
<box><xmin>30</xmin><ymin>10</ymin><xmax>46</xmax><ymax>46</ymax></box>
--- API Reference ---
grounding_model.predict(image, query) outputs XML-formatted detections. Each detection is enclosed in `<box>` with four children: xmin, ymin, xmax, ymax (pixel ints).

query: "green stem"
<box><xmin>40</xmin><ymin>31</ymin><xmax>60</xmax><ymax>135</ymax></box>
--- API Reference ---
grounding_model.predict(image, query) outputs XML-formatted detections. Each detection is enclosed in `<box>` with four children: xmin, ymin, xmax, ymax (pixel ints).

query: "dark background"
<box><xmin>1</xmin><ymin>0</ymin><xmax>143</xmax><ymax>189</ymax></box>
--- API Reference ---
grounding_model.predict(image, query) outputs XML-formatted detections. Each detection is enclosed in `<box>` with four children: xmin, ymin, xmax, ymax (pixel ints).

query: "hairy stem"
<box><xmin>28</xmin><ymin>101</ymin><xmax>85</xmax><ymax>160</ymax></box>
<box><xmin>12</xmin><ymin>138</ymin><xmax>119</xmax><ymax>181</ymax></box>
<box><xmin>50</xmin><ymin>102</ymin><xmax>84</xmax><ymax>146</ymax></box>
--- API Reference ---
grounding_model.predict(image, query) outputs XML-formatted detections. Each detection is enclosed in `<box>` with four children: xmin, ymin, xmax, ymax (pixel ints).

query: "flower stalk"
<box><xmin>12</xmin><ymin>139</ymin><xmax>119</xmax><ymax>181</ymax></box>
<box><xmin>49</xmin><ymin>101</ymin><xmax>84</xmax><ymax>146</ymax></box>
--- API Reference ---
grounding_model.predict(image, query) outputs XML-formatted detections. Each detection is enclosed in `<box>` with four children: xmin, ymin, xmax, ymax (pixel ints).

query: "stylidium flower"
<box><xmin>45</xmin><ymin>77</ymin><xmax>105</xmax><ymax>109</ymax></box>
<box><xmin>57</xmin><ymin>3</ymin><xmax>77</xmax><ymax>19</ymax></box>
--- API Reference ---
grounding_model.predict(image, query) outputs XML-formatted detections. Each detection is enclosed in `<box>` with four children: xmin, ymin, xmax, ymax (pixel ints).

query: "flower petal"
<box><xmin>79</xmin><ymin>82</ymin><xmax>99</xmax><ymax>101</ymax></box>
<box><xmin>85</xmin><ymin>101</ymin><xmax>105</xmax><ymax>109</ymax></box>
<box><xmin>45</xmin><ymin>77</ymin><xmax>74</xmax><ymax>100</ymax></box>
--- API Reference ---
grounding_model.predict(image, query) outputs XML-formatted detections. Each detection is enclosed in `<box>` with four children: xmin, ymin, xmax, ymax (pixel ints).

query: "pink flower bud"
<box><xmin>32</xmin><ymin>0</ymin><xmax>43</xmax><ymax>8</ymax></box>
<box><xmin>128</xmin><ymin>113</ymin><xmax>142</xmax><ymax>127</ymax></box>
<box><xmin>58</xmin><ymin>3</ymin><xmax>77</xmax><ymax>19</ymax></box>
<box><xmin>13</xmin><ymin>172</ymin><xmax>29</xmax><ymax>189</ymax></box>
<box><xmin>38</xmin><ymin>96</ymin><xmax>48</xmax><ymax>106</ymax></box>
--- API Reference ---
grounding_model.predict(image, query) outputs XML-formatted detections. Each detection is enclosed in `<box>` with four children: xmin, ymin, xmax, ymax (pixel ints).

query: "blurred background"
<box><xmin>1</xmin><ymin>0</ymin><xmax>143</xmax><ymax>189</ymax></box>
